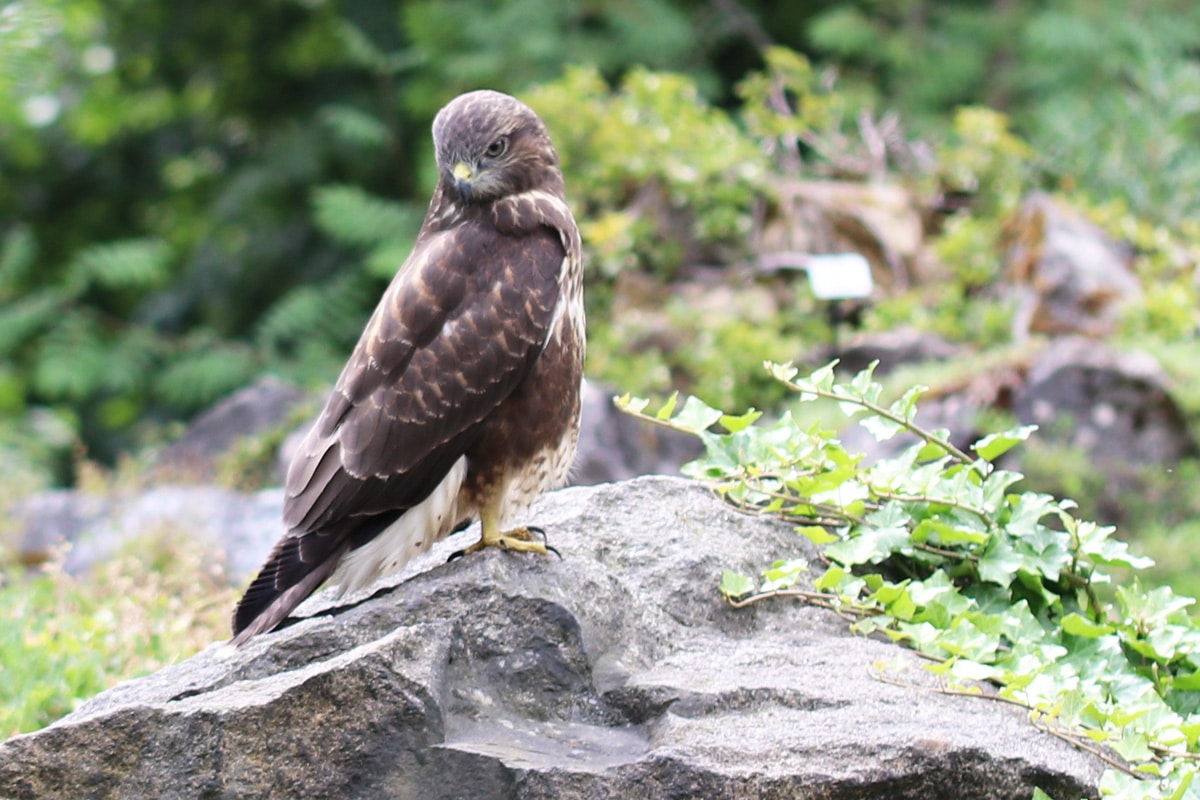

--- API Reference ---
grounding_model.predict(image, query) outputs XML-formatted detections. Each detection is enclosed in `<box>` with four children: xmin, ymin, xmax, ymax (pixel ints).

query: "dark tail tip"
<box><xmin>231</xmin><ymin>536</ymin><xmax>347</xmax><ymax>645</ymax></box>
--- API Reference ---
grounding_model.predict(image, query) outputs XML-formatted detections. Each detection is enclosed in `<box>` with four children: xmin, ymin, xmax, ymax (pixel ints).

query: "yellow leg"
<box><xmin>463</xmin><ymin>504</ymin><xmax>549</xmax><ymax>556</ymax></box>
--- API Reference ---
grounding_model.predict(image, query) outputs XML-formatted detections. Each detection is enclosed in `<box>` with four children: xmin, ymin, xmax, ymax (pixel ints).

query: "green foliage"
<box><xmin>805</xmin><ymin>0</ymin><xmax>1200</xmax><ymax>228</ymax></box>
<box><xmin>620</xmin><ymin>362</ymin><xmax>1200</xmax><ymax>799</ymax></box>
<box><xmin>0</xmin><ymin>536</ymin><xmax>236</xmax><ymax>737</ymax></box>
<box><xmin>525</xmin><ymin>66</ymin><xmax>766</xmax><ymax>280</ymax></box>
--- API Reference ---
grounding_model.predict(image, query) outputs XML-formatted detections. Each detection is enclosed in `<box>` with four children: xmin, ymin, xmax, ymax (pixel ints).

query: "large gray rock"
<box><xmin>1013</xmin><ymin>337</ymin><xmax>1198</xmax><ymax>465</ymax></box>
<box><xmin>1006</xmin><ymin>192</ymin><xmax>1141</xmax><ymax>340</ymax></box>
<box><xmin>571</xmin><ymin>380</ymin><xmax>701</xmax><ymax>485</ymax></box>
<box><xmin>0</xmin><ymin>477</ymin><xmax>1101</xmax><ymax>799</ymax></box>
<box><xmin>152</xmin><ymin>375</ymin><xmax>312</xmax><ymax>483</ymax></box>
<box><xmin>15</xmin><ymin>486</ymin><xmax>283</xmax><ymax>580</ymax></box>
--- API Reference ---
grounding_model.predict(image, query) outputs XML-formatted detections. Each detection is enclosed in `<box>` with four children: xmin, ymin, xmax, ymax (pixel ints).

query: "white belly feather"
<box><xmin>328</xmin><ymin>455</ymin><xmax>468</xmax><ymax>595</ymax></box>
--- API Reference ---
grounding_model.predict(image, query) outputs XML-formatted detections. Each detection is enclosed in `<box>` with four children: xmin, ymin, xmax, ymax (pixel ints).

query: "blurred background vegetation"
<box><xmin>2</xmin><ymin>0</ymin><xmax>1200</xmax><ymax>735</ymax></box>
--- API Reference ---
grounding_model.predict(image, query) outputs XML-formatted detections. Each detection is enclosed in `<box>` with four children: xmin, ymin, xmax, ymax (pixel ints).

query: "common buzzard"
<box><xmin>231</xmin><ymin>90</ymin><xmax>585</xmax><ymax>644</ymax></box>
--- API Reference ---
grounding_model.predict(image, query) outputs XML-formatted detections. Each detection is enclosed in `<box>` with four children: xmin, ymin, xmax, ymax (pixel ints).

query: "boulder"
<box><xmin>14</xmin><ymin>485</ymin><xmax>283</xmax><ymax>581</ymax></box>
<box><xmin>152</xmin><ymin>375</ymin><xmax>312</xmax><ymax>484</ymax></box>
<box><xmin>759</xmin><ymin>179</ymin><xmax>934</xmax><ymax>291</ymax></box>
<box><xmin>1013</xmin><ymin>337</ymin><xmax>1197</xmax><ymax>465</ymax></box>
<box><xmin>0</xmin><ymin>476</ymin><xmax>1101</xmax><ymax>799</ymax></box>
<box><xmin>1005</xmin><ymin>192</ymin><xmax>1141</xmax><ymax>340</ymax></box>
<box><xmin>571</xmin><ymin>380</ymin><xmax>701</xmax><ymax>485</ymax></box>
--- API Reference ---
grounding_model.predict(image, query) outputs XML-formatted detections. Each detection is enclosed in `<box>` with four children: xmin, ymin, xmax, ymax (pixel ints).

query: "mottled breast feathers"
<box><xmin>284</xmin><ymin>221</ymin><xmax>566</xmax><ymax>533</ymax></box>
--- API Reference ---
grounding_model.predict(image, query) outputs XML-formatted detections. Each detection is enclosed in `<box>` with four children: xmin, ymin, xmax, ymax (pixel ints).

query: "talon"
<box><xmin>545</xmin><ymin>543</ymin><xmax>563</xmax><ymax>560</ymax></box>
<box><xmin>526</xmin><ymin>526</ymin><xmax>546</xmax><ymax>542</ymax></box>
<box><xmin>446</xmin><ymin>549</ymin><xmax>467</xmax><ymax>562</ymax></box>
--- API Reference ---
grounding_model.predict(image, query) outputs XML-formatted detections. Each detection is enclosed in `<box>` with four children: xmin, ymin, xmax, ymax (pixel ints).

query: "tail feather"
<box><xmin>230</xmin><ymin>537</ymin><xmax>350</xmax><ymax>646</ymax></box>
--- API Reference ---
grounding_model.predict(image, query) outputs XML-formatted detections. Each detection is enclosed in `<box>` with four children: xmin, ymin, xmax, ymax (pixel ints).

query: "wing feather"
<box><xmin>232</xmin><ymin>220</ymin><xmax>566</xmax><ymax>637</ymax></box>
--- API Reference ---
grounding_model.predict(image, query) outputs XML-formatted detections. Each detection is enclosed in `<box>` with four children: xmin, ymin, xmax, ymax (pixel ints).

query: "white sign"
<box><xmin>805</xmin><ymin>253</ymin><xmax>874</xmax><ymax>300</ymax></box>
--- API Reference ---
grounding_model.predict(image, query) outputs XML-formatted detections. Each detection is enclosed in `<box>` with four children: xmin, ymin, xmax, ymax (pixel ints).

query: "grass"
<box><xmin>0</xmin><ymin>533</ymin><xmax>237</xmax><ymax>738</ymax></box>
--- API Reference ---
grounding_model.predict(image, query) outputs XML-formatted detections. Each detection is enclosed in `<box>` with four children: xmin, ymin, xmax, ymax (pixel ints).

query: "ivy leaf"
<box><xmin>1061</xmin><ymin>613</ymin><xmax>1115</xmax><ymax>638</ymax></box>
<box><xmin>1118</xmin><ymin>584</ymin><xmax>1196</xmax><ymax>628</ymax></box>
<box><xmin>796</xmin><ymin>525</ymin><xmax>838</xmax><ymax>545</ymax></box>
<box><xmin>720</xmin><ymin>408</ymin><xmax>762</xmax><ymax>432</ymax></box>
<box><xmin>760</xmin><ymin>558</ymin><xmax>808</xmax><ymax>591</ymax></box>
<box><xmin>977</xmin><ymin>536</ymin><xmax>1024</xmax><ymax>586</ymax></box>
<box><xmin>972</xmin><ymin>425</ymin><xmax>1037</xmax><ymax>462</ymax></box>
<box><xmin>814</xmin><ymin>566</ymin><xmax>845</xmax><ymax>592</ymax></box>
<box><xmin>859</xmin><ymin>414</ymin><xmax>904</xmax><ymax>441</ymax></box>
<box><xmin>913</xmin><ymin>519</ymin><xmax>988</xmax><ymax>546</ymax></box>
<box><xmin>673</xmin><ymin>395</ymin><xmax>723</xmax><ymax>432</ymax></box>
<box><xmin>720</xmin><ymin>570</ymin><xmax>756</xmax><ymax>600</ymax></box>
<box><xmin>1109</xmin><ymin>731</ymin><xmax>1153</xmax><ymax>762</ymax></box>
<box><xmin>824</xmin><ymin>525</ymin><xmax>910</xmax><ymax>566</ymax></box>
<box><xmin>655</xmin><ymin>391</ymin><xmax>679</xmax><ymax>420</ymax></box>
<box><xmin>614</xmin><ymin>394</ymin><xmax>649</xmax><ymax>416</ymax></box>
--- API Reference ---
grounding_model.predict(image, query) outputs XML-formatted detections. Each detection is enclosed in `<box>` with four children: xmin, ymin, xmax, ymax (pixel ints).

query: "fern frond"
<box><xmin>0</xmin><ymin>290</ymin><xmax>68</xmax><ymax>358</ymax></box>
<box><xmin>32</xmin><ymin>312</ymin><xmax>109</xmax><ymax>401</ymax></box>
<box><xmin>0</xmin><ymin>225</ymin><xmax>36</xmax><ymax>295</ymax></box>
<box><xmin>155</xmin><ymin>342</ymin><xmax>259</xmax><ymax>411</ymax></box>
<box><xmin>312</xmin><ymin>185</ymin><xmax>421</xmax><ymax>246</ymax></box>
<box><xmin>319</xmin><ymin>104</ymin><xmax>392</xmax><ymax>149</ymax></box>
<box><xmin>68</xmin><ymin>238</ymin><xmax>173</xmax><ymax>292</ymax></box>
<box><xmin>255</xmin><ymin>272</ymin><xmax>374</xmax><ymax>353</ymax></box>
<box><xmin>255</xmin><ymin>285</ymin><xmax>329</xmax><ymax>351</ymax></box>
<box><xmin>98</xmin><ymin>325</ymin><xmax>164</xmax><ymax>395</ymax></box>
<box><xmin>364</xmin><ymin>237</ymin><xmax>416</xmax><ymax>280</ymax></box>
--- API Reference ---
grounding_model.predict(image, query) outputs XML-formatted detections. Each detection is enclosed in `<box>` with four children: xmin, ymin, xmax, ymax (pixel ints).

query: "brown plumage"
<box><xmin>231</xmin><ymin>90</ymin><xmax>584</xmax><ymax>644</ymax></box>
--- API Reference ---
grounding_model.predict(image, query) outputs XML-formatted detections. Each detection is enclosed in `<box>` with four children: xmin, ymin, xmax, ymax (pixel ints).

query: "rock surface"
<box><xmin>0</xmin><ymin>476</ymin><xmax>1101</xmax><ymax>800</ymax></box>
<box><xmin>151</xmin><ymin>375</ymin><xmax>312</xmax><ymax>483</ymax></box>
<box><xmin>572</xmin><ymin>380</ymin><xmax>701</xmax><ymax>485</ymax></box>
<box><xmin>15</xmin><ymin>485</ymin><xmax>283</xmax><ymax>580</ymax></box>
<box><xmin>1013</xmin><ymin>336</ymin><xmax>1198</xmax><ymax>465</ymax></box>
<box><xmin>1005</xmin><ymin>192</ymin><xmax>1141</xmax><ymax>340</ymax></box>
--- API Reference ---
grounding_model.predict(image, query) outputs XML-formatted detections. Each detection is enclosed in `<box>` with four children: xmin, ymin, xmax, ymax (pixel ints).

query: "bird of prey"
<box><xmin>231</xmin><ymin>90</ymin><xmax>585</xmax><ymax>645</ymax></box>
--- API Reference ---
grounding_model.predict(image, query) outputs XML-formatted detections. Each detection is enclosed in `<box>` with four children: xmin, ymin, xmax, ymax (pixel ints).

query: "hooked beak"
<box><xmin>452</xmin><ymin>161</ymin><xmax>474</xmax><ymax>203</ymax></box>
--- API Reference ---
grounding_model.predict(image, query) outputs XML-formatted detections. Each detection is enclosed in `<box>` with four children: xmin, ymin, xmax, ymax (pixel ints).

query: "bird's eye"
<box><xmin>485</xmin><ymin>136</ymin><xmax>508</xmax><ymax>158</ymax></box>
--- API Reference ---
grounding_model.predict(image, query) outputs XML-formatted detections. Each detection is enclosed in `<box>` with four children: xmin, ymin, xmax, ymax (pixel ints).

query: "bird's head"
<box><xmin>432</xmin><ymin>90</ymin><xmax>563</xmax><ymax>205</ymax></box>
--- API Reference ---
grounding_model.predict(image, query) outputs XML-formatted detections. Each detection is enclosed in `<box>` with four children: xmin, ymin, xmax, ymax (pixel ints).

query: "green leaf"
<box><xmin>673</xmin><ymin>395</ymin><xmax>724</xmax><ymax>432</ymax></box>
<box><xmin>1119</xmin><ymin>584</ymin><xmax>1196</xmax><ymax>628</ymax></box>
<box><xmin>1170</xmin><ymin>672</ymin><xmax>1200</xmax><ymax>691</ymax></box>
<box><xmin>614</xmin><ymin>394</ymin><xmax>649</xmax><ymax>416</ymax></box>
<box><xmin>977</xmin><ymin>536</ymin><xmax>1024</xmax><ymax>586</ymax></box>
<box><xmin>796</xmin><ymin>525</ymin><xmax>838</xmax><ymax>545</ymax></box>
<box><xmin>0</xmin><ymin>290</ymin><xmax>68</xmax><ymax>357</ymax></box>
<box><xmin>824</xmin><ymin>525</ymin><xmax>910</xmax><ymax>566</ymax></box>
<box><xmin>1109</xmin><ymin>731</ymin><xmax>1153</xmax><ymax>762</ymax></box>
<box><xmin>0</xmin><ymin>224</ymin><xmax>36</xmax><ymax>292</ymax></box>
<box><xmin>1061</xmin><ymin>613</ymin><xmax>1115</xmax><ymax>638</ymax></box>
<box><xmin>155</xmin><ymin>343</ymin><xmax>258</xmax><ymax>411</ymax></box>
<box><xmin>913</xmin><ymin>519</ymin><xmax>988</xmax><ymax>546</ymax></box>
<box><xmin>655</xmin><ymin>392</ymin><xmax>679</xmax><ymax>420</ymax></box>
<box><xmin>972</xmin><ymin>425</ymin><xmax>1037</xmax><ymax>462</ymax></box>
<box><xmin>720</xmin><ymin>570</ymin><xmax>756</xmax><ymax>600</ymax></box>
<box><xmin>814</xmin><ymin>566</ymin><xmax>845</xmax><ymax>592</ymax></box>
<box><xmin>848</xmin><ymin>360</ymin><xmax>878</xmax><ymax>394</ymax></box>
<box><xmin>760</xmin><ymin>558</ymin><xmax>808</xmax><ymax>591</ymax></box>
<box><xmin>720</xmin><ymin>408</ymin><xmax>762</xmax><ymax>432</ymax></box>
<box><xmin>859</xmin><ymin>414</ymin><xmax>905</xmax><ymax>441</ymax></box>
